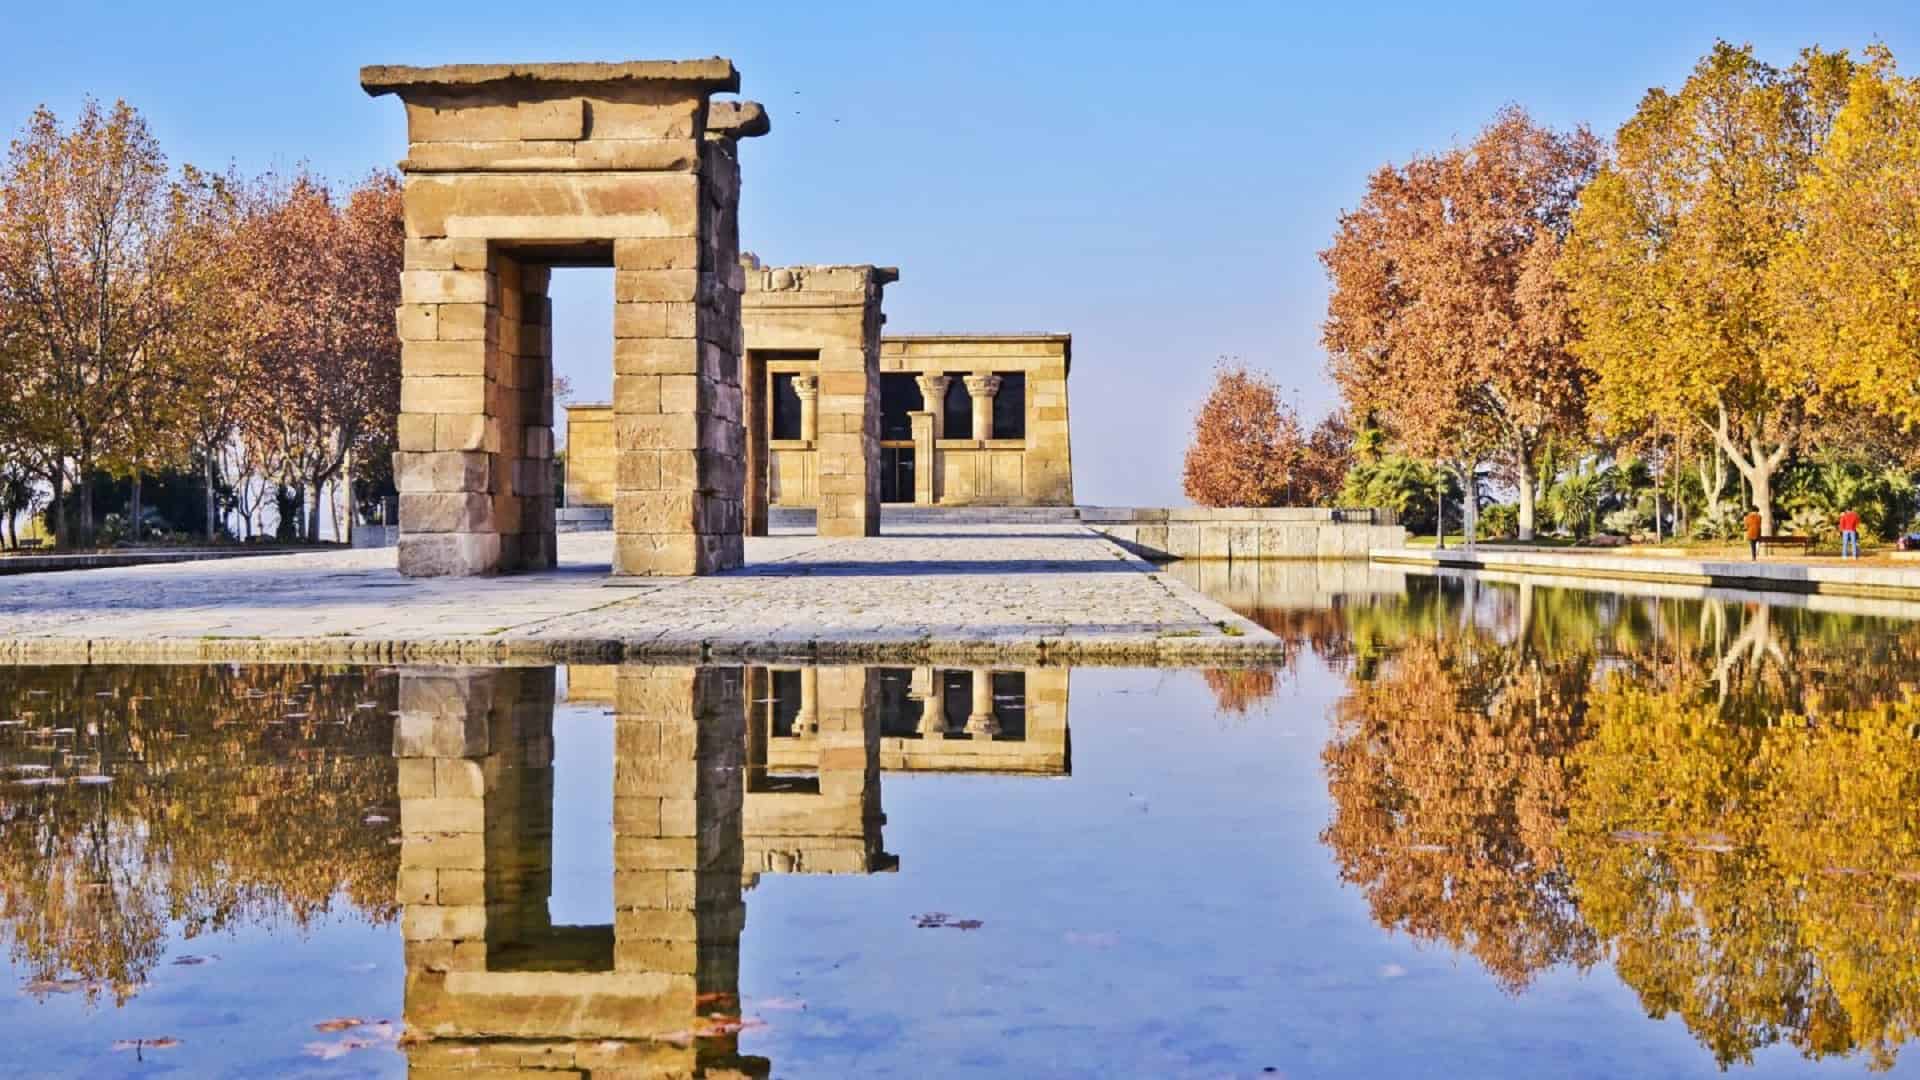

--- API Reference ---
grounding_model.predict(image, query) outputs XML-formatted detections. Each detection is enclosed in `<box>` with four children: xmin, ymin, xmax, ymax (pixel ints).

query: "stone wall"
<box><xmin>1081</xmin><ymin>507</ymin><xmax>1405</xmax><ymax>561</ymax></box>
<box><xmin>880</xmin><ymin>334</ymin><xmax>1073</xmax><ymax>507</ymax></box>
<box><xmin>561</xmin><ymin>403</ymin><xmax>614</xmax><ymax>507</ymax></box>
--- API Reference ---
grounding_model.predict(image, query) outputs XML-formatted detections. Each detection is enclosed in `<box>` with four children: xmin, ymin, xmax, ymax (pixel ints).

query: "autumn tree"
<box><xmin>1563</xmin><ymin>42</ymin><xmax>1858</xmax><ymax>532</ymax></box>
<box><xmin>1182</xmin><ymin>361</ymin><xmax>1305</xmax><ymax>507</ymax></box>
<box><xmin>0</xmin><ymin>100</ymin><xmax>205</xmax><ymax>546</ymax></box>
<box><xmin>232</xmin><ymin>171</ymin><xmax>402</xmax><ymax>540</ymax></box>
<box><xmin>1772</xmin><ymin>46</ymin><xmax>1920</xmax><ymax>433</ymax></box>
<box><xmin>1323</xmin><ymin>107</ymin><xmax>1599</xmax><ymax>540</ymax></box>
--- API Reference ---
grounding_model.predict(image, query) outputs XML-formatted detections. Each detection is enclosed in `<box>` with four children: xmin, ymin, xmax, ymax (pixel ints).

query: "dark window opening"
<box><xmin>990</xmin><ymin>671</ymin><xmax>1027</xmax><ymax>740</ymax></box>
<box><xmin>942</xmin><ymin>374</ymin><xmax>972</xmax><ymax>440</ymax></box>
<box><xmin>939</xmin><ymin>669</ymin><xmax>973</xmax><ymax>739</ymax></box>
<box><xmin>881</xmin><ymin>447</ymin><xmax>915</xmax><ymax>503</ymax></box>
<box><xmin>770</xmin><ymin>669</ymin><xmax>803</xmax><ymax>737</ymax></box>
<box><xmin>880</xmin><ymin>374</ymin><xmax>919</xmax><ymax>440</ymax></box>
<box><xmin>874</xmin><ymin>668</ymin><xmax>924</xmax><ymax>737</ymax></box>
<box><xmin>992</xmin><ymin>372</ymin><xmax>1026</xmax><ymax>440</ymax></box>
<box><xmin>770</xmin><ymin>373</ymin><xmax>803</xmax><ymax>440</ymax></box>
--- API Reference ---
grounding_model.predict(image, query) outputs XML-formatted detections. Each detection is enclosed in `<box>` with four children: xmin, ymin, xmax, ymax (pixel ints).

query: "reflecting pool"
<box><xmin>5</xmin><ymin>569</ymin><xmax>1920</xmax><ymax>1076</ymax></box>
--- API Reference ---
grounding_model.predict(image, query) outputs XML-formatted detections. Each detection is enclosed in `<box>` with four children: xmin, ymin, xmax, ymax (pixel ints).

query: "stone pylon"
<box><xmin>740</xmin><ymin>262</ymin><xmax>897</xmax><ymax>537</ymax></box>
<box><xmin>363</xmin><ymin>61</ymin><xmax>768</xmax><ymax>576</ymax></box>
<box><xmin>395</xmin><ymin>663</ymin><xmax>766</xmax><ymax>1076</ymax></box>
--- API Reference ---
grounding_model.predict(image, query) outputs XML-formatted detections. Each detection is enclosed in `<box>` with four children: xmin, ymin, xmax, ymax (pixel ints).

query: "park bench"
<box><xmin>16</xmin><ymin>538</ymin><xmax>42</xmax><ymax>550</ymax></box>
<box><xmin>1755</xmin><ymin>535</ymin><xmax>1813</xmax><ymax>556</ymax></box>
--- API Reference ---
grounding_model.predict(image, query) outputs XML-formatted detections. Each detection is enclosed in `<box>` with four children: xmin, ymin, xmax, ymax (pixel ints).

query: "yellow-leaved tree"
<box><xmin>1773</xmin><ymin>46</ymin><xmax>1920</xmax><ymax>432</ymax></box>
<box><xmin>1562</xmin><ymin>42</ymin><xmax>1857</xmax><ymax>532</ymax></box>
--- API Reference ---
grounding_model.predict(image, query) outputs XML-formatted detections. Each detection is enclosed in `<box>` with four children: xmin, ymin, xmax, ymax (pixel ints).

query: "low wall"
<box><xmin>1374</xmin><ymin>545</ymin><xmax>1920</xmax><ymax>601</ymax></box>
<box><xmin>1080</xmin><ymin>507</ymin><xmax>1405</xmax><ymax>561</ymax></box>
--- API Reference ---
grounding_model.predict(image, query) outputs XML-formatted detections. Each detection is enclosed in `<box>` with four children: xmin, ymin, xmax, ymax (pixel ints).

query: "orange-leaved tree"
<box><xmin>1322</xmin><ymin>106</ymin><xmax>1599</xmax><ymax>540</ymax></box>
<box><xmin>1182</xmin><ymin>361</ymin><xmax>1303</xmax><ymax>507</ymax></box>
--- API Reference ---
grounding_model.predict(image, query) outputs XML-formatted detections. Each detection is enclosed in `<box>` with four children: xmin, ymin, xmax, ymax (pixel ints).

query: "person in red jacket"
<box><xmin>1745</xmin><ymin>507</ymin><xmax>1763</xmax><ymax>560</ymax></box>
<box><xmin>1839</xmin><ymin>507</ymin><xmax>1861</xmax><ymax>559</ymax></box>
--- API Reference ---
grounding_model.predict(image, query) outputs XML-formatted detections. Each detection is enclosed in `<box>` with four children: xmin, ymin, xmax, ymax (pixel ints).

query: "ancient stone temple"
<box><xmin>364</xmin><ymin>61</ymin><xmax>766</xmax><ymax>576</ymax></box>
<box><xmin>567</xmin><ymin>304</ymin><xmax>1076</xmax><ymax>530</ymax></box>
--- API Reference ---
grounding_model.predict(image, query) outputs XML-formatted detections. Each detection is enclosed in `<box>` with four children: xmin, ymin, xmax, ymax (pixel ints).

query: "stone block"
<box><xmin>398</xmin><ymin>758</ymin><xmax>438</xmax><ymax>799</ymax></box>
<box><xmin>434</xmin><ymin>758</ymin><xmax>486</xmax><ymax>798</ymax></box>
<box><xmin>402</xmin><ymin>903</ymin><xmax>487</xmax><ymax>941</ymax></box>
<box><xmin>401</xmin><ymin>492</ymin><xmax>495</xmax><ymax>533</ymax></box>
<box><xmin>401</xmin><ymin>831</ymin><xmax>486</xmax><ymax>871</ymax></box>
<box><xmin>398</xmin><ymin>532</ymin><xmax>502</xmax><ymax>576</ymax></box>
<box><xmin>395</xmin><ymin>451</ymin><xmax>491</xmax><ymax>494</ymax></box>
<box><xmin>397</xmin><ymin>866</ymin><xmax>438</xmax><ymax>905</ymax></box>
<box><xmin>402</xmin><ymin>796</ymin><xmax>486</xmax><ymax>835</ymax></box>
<box><xmin>436</xmin><ymin>869</ymin><xmax>485</xmax><ymax>906</ymax></box>
<box><xmin>435</xmin><ymin>413</ymin><xmax>495</xmax><ymax>452</ymax></box>
<box><xmin>614</xmin><ymin>237</ymin><xmax>700</xmax><ymax>271</ymax></box>
<box><xmin>395</xmin><ymin>712</ymin><xmax>490</xmax><ymax>759</ymax></box>
<box><xmin>401</xmin><ymin>375</ymin><xmax>486</xmax><ymax>415</ymax></box>
<box><xmin>616</xmin><ymin>269</ymin><xmax>699</xmax><ymax>303</ymax></box>
<box><xmin>401</xmin><ymin>269</ymin><xmax>489</xmax><ymax>304</ymax></box>
<box><xmin>614</xmin><ymin>336</ymin><xmax>701</xmax><ymax>376</ymax></box>
<box><xmin>403</xmin><ymin>173</ymin><xmax>700</xmax><ymax>240</ymax></box>
<box><xmin>518</xmin><ymin>97</ymin><xmax>585</xmax><ymax>140</ymax></box>
<box><xmin>396</xmin><ymin>413</ymin><xmax>437</xmax><ymax>452</ymax></box>
<box><xmin>403</xmin><ymin>339</ymin><xmax>489</xmax><ymax>377</ymax></box>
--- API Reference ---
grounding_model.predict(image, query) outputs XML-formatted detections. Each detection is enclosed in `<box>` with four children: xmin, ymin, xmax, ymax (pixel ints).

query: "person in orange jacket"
<box><xmin>1745</xmin><ymin>506</ymin><xmax>1763</xmax><ymax>560</ymax></box>
<box><xmin>1839</xmin><ymin>507</ymin><xmax>1861</xmax><ymax>559</ymax></box>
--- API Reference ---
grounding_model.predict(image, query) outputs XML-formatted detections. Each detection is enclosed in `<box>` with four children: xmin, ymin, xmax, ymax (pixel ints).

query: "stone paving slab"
<box><xmin>0</xmin><ymin>525</ymin><xmax>1276</xmax><ymax>666</ymax></box>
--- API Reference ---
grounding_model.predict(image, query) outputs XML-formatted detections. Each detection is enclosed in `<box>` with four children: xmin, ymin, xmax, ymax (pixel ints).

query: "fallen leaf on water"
<box><xmin>914</xmin><ymin>912</ymin><xmax>985</xmax><ymax>930</ymax></box>
<box><xmin>170</xmin><ymin>955</ymin><xmax>216</xmax><ymax>967</ymax></box>
<box><xmin>111</xmin><ymin>1038</ymin><xmax>181</xmax><ymax>1052</ymax></box>
<box><xmin>313</xmin><ymin>1017</ymin><xmax>364</xmax><ymax>1032</ymax></box>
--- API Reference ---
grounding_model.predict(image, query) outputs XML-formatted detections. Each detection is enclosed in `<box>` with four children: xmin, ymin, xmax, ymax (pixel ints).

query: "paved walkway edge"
<box><xmin>1373</xmin><ymin>546</ymin><xmax>1920</xmax><ymax>601</ymax></box>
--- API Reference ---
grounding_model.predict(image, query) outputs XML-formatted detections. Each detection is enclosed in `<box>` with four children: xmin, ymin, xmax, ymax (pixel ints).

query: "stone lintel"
<box><xmin>361</xmin><ymin>59</ymin><xmax>740</xmax><ymax>97</ymax></box>
<box><xmin>707</xmin><ymin>100</ymin><xmax>771</xmax><ymax>140</ymax></box>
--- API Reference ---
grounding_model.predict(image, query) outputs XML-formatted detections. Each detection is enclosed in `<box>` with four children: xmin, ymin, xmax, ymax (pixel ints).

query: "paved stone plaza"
<box><xmin>0</xmin><ymin>525</ymin><xmax>1270</xmax><ymax>664</ymax></box>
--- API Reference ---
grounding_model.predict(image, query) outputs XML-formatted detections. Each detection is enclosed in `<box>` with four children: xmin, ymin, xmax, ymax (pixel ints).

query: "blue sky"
<box><xmin>5</xmin><ymin>2</ymin><xmax>1916</xmax><ymax>504</ymax></box>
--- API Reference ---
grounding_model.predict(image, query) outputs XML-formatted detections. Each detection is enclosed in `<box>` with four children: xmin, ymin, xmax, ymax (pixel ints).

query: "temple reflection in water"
<box><xmin>395</xmin><ymin>663</ymin><xmax>1068</xmax><ymax>1077</ymax></box>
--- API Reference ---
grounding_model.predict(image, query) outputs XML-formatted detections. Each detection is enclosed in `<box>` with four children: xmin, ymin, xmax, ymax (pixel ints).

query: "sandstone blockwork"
<box><xmin>365</xmin><ymin>61</ymin><xmax>768</xmax><ymax>576</ymax></box>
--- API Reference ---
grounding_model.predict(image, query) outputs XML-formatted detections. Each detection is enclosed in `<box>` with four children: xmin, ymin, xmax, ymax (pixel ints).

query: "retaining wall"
<box><xmin>1079</xmin><ymin>507</ymin><xmax>1405</xmax><ymax>561</ymax></box>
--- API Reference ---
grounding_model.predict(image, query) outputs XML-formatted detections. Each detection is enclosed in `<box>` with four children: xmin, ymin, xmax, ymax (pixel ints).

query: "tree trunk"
<box><xmin>1434</xmin><ymin>481</ymin><xmax>1447</xmax><ymax>550</ymax></box>
<box><xmin>77</xmin><ymin>466</ymin><xmax>94</xmax><ymax>548</ymax></box>
<box><xmin>204</xmin><ymin>450</ymin><xmax>218</xmax><ymax>543</ymax></box>
<box><xmin>49</xmin><ymin>468</ymin><xmax>65</xmax><ymax>549</ymax></box>
<box><xmin>1517</xmin><ymin>471</ymin><xmax>1536</xmax><ymax>542</ymax></box>
<box><xmin>307</xmin><ymin>477</ymin><xmax>323</xmax><ymax>543</ymax></box>
<box><xmin>1461</xmin><ymin>467</ymin><xmax>1479</xmax><ymax>549</ymax></box>
<box><xmin>343</xmin><ymin>447</ymin><xmax>355</xmax><ymax>546</ymax></box>
<box><xmin>130</xmin><ymin>470</ymin><xmax>142</xmax><ymax>544</ymax></box>
<box><xmin>1709</xmin><ymin>404</ymin><xmax>1791</xmax><ymax>534</ymax></box>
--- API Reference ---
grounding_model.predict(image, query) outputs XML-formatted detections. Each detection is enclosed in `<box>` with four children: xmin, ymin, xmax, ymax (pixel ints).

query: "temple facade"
<box><xmin>564</xmin><ymin>260</ymin><xmax>1075</xmax><ymax>529</ymax></box>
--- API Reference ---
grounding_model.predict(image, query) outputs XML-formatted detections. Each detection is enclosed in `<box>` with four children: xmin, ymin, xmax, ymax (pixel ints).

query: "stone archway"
<box><xmin>363</xmin><ymin>61</ymin><xmax>768</xmax><ymax>576</ymax></box>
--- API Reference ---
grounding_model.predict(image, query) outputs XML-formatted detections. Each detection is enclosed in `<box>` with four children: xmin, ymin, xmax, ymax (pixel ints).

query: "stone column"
<box><xmin>793</xmin><ymin>375</ymin><xmax>819</xmax><ymax>443</ymax></box>
<box><xmin>964</xmin><ymin>374</ymin><xmax>1001</xmax><ymax>442</ymax></box>
<box><xmin>795</xmin><ymin>666</ymin><xmax>819</xmax><ymax>736</ymax></box>
<box><xmin>915</xmin><ymin>375</ymin><xmax>950</xmax><ymax>440</ymax></box>
<box><xmin>909</xmin><ymin>411</ymin><xmax>936</xmax><ymax>506</ymax></box>
<box><xmin>913</xmin><ymin>667</ymin><xmax>945</xmax><ymax>739</ymax></box>
<box><xmin>743</xmin><ymin>354</ymin><xmax>768</xmax><ymax>538</ymax></box>
<box><xmin>966</xmin><ymin>668</ymin><xmax>998</xmax><ymax>737</ymax></box>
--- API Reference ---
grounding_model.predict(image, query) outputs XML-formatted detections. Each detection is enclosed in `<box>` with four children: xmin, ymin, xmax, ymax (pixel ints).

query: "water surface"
<box><xmin>4</xmin><ymin>568</ymin><xmax>1920</xmax><ymax>1076</ymax></box>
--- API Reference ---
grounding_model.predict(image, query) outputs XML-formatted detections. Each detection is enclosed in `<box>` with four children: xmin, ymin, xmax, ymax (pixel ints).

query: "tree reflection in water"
<box><xmin>0</xmin><ymin>665</ymin><xmax>399</xmax><ymax>1003</ymax></box>
<box><xmin>1312</xmin><ymin>576</ymin><xmax>1920</xmax><ymax>1070</ymax></box>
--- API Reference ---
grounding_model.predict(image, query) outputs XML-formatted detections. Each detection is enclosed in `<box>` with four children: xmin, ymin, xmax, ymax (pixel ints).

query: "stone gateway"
<box><xmin>364</xmin><ymin>60</ymin><xmax>767</xmax><ymax>576</ymax></box>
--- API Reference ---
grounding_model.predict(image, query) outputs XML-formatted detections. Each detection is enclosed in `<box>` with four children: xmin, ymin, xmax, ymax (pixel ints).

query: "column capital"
<box><xmin>963</xmin><ymin>374</ymin><xmax>1002</xmax><ymax>399</ymax></box>
<box><xmin>915</xmin><ymin>373</ymin><xmax>950</xmax><ymax>400</ymax></box>
<box><xmin>791</xmin><ymin>374</ymin><xmax>818</xmax><ymax>400</ymax></box>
